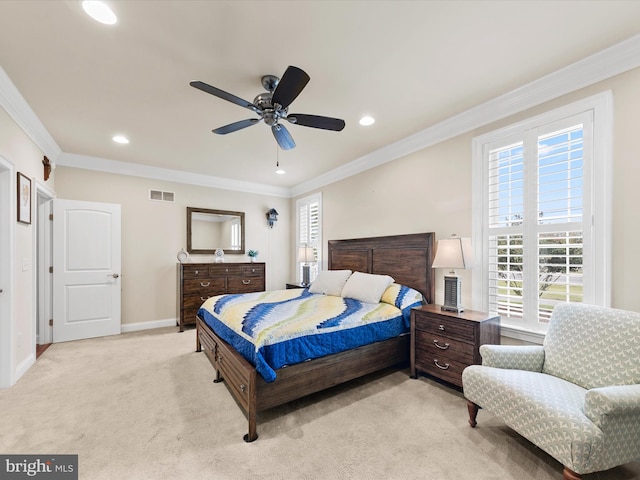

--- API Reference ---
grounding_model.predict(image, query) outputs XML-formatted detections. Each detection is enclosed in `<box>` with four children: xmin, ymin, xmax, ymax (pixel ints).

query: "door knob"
<box><xmin>108</xmin><ymin>273</ymin><xmax>120</xmax><ymax>279</ymax></box>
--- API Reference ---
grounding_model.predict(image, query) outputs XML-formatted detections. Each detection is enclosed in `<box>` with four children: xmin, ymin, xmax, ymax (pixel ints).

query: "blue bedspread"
<box><xmin>197</xmin><ymin>284</ymin><xmax>423</xmax><ymax>382</ymax></box>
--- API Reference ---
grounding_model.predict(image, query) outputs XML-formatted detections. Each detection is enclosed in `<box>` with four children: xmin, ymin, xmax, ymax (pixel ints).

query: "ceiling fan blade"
<box><xmin>272</xmin><ymin>66</ymin><xmax>310</xmax><ymax>109</ymax></box>
<box><xmin>190</xmin><ymin>81</ymin><xmax>257</xmax><ymax>111</ymax></box>
<box><xmin>272</xmin><ymin>124</ymin><xmax>296</xmax><ymax>150</ymax></box>
<box><xmin>212</xmin><ymin>118</ymin><xmax>260</xmax><ymax>135</ymax></box>
<box><xmin>287</xmin><ymin>114</ymin><xmax>346</xmax><ymax>131</ymax></box>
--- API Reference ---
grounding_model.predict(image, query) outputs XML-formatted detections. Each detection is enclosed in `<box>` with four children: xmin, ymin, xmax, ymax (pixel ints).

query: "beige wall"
<box><xmin>0</xmin><ymin>106</ymin><xmax>51</xmax><ymax>377</ymax></box>
<box><xmin>300</xmin><ymin>66</ymin><xmax>640</xmax><ymax>314</ymax></box>
<box><xmin>54</xmin><ymin>167</ymin><xmax>291</xmax><ymax>327</ymax></box>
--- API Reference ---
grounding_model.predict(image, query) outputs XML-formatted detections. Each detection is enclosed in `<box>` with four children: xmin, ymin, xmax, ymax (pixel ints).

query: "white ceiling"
<box><xmin>1</xmin><ymin>1</ymin><xmax>640</xmax><ymax>193</ymax></box>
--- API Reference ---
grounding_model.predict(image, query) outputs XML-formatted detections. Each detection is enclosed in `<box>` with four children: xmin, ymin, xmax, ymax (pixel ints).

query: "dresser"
<box><xmin>410</xmin><ymin>304</ymin><xmax>500</xmax><ymax>388</ymax></box>
<box><xmin>177</xmin><ymin>262</ymin><xmax>265</xmax><ymax>332</ymax></box>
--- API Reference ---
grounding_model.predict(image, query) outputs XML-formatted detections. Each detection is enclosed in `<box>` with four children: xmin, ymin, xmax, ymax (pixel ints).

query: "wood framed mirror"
<box><xmin>187</xmin><ymin>207</ymin><xmax>245</xmax><ymax>254</ymax></box>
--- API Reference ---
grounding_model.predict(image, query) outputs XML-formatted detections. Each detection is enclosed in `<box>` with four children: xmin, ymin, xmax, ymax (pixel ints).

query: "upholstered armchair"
<box><xmin>462</xmin><ymin>303</ymin><xmax>640</xmax><ymax>480</ymax></box>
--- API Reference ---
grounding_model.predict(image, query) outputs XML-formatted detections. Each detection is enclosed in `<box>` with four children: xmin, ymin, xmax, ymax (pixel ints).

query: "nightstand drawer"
<box><xmin>415</xmin><ymin>354</ymin><xmax>468</xmax><ymax>388</ymax></box>
<box><xmin>414</xmin><ymin>330</ymin><xmax>475</xmax><ymax>365</ymax></box>
<box><xmin>414</xmin><ymin>315</ymin><xmax>475</xmax><ymax>343</ymax></box>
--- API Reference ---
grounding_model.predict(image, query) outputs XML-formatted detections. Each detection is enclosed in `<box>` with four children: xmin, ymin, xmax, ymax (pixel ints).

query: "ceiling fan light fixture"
<box><xmin>82</xmin><ymin>1</ymin><xmax>117</xmax><ymax>25</ymax></box>
<box><xmin>359</xmin><ymin>116</ymin><xmax>375</xmax><ymax>126</ymax></box>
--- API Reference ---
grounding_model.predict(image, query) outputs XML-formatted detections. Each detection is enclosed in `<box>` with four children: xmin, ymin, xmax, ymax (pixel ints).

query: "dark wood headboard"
<box><xmin>327</xmin><ymin>233</ymin><xmax>435</xmax><ymax>304</ymax></box>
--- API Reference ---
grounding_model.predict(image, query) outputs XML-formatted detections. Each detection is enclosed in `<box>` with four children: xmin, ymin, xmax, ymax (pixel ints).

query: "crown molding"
<box><xmin>56</xmin><ymin>152</ymin><xmax>291</xmax><ymax>198</ymax></box>
<box><xmin>4</xmin><ymin>34</ymin><xmax>640</xmax><ymax>199</ymax></box>
<box><xmin>290</xmin><ymin>33</ymin><xmax>640</xmax><ymax>197</ymax></box>
<box><xmin>0</xmin><ymin>66</ymin><xmax>61</xmax><ymax>164</ymax></box>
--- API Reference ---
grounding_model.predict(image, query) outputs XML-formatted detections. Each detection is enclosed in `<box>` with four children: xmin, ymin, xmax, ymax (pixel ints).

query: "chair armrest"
<box><xmin>584</xmin><ymin>384</ymin><xmax>640</xmax><ymax>427</ymax></box>
<box><xmin>479</xmin><ymin>344</ymin><xmax>545</xmax><ymax>372</ymax></box>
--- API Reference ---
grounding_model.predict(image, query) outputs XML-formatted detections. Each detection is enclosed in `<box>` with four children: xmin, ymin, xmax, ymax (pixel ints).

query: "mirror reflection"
<box><xmin>187</xmin><ymin>207</ymin><xmax>245</xmax><ymax>254</ymax></box>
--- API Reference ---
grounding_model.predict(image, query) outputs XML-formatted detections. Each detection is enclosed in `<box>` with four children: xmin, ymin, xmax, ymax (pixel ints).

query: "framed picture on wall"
<box><xmin>17</xmin><ymin>172</ymin><xmax>31</xmax><ymax>224</ymax></box>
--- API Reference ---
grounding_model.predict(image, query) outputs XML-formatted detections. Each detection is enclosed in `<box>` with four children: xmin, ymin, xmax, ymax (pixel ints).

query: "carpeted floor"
<box><xmin>1</xmin><ymin>327</ymin><xmax>638</xmax><ymax>480</ymax></box>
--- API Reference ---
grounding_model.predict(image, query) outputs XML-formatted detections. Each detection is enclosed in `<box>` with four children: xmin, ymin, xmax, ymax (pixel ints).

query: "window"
<box><xmin>472</xmin><ymin>93</ymin><xmax>611</xmax><ymax>338</ymax></box>
<box><xmin>296</xmin><ymin>192</ymin><xmax>322</xmax><ymax>283</ymax></box>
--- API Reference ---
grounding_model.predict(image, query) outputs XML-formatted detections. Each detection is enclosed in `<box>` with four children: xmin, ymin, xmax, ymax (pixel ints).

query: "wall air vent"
<box><xmin>149</xmin><ymin>190</ymin><xmax>175</xmax><ymax>202</ymax></box>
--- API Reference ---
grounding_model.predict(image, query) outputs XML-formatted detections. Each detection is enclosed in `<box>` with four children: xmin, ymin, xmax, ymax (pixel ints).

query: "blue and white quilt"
<box><xmin>197</xmin><ymin>284</ymin><xmax>424</xmax><ymax>382</ymax></box>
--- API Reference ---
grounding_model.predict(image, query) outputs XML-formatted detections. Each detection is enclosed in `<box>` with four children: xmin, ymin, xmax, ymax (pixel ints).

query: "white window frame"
<box><xmin>472</xmin><ymin>92</ymin><xmax>612</xmax><ymax>342</ymax></box>
<box><xmin>295</xmin><ymin>192</ymin><xmax>322</xmax><ymax>284</ymax></box>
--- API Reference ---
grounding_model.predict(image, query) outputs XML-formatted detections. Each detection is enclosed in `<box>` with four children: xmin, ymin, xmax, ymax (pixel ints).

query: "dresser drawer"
<box><xmin>210</xmin><ymin>264</ymin><xmax>243</xmax><ymax>276</ymax></box>
<box><xmin>182</xmin><ymin>265</ymin><xmax>212</xmax><ymax>278</ymax></box>
<box><xmin>183</xmin><ymin>294</ymin><xmax>217</xmax><ymax>310</ymax></box>
<box><xmin>183</xmin><ymin>277</ymin><xmax>226</xmax><ymax>295</ymax></box>
<box><xmin>228</xmin><ymin>276</ymin><xmax>264</xmax><ymax>293</ymax></box>
<box><xmin>414</xmin><ymin>330</ymin><xmax>475</xmax><ymax>365</ymax></box>
<box><xmin>414</xmin><ymin>314</ymin><xmax>475</xmax><ymax>343</ymax></box>
<box><xmin>243</xmin><ymin>265</ymin><xmax>264</xmax><ymax>277</ymax></box>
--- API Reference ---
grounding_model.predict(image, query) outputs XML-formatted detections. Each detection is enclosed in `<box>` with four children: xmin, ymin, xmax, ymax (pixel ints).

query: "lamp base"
<box><xmin>442</xmin><ymin>275</ymin><xmax>464</xmax><ymax>313</ymax></box>
<box><xmin>302</xmin><ymin>265</ymin><xmax>310</xmax><ymax>286</ymax></box>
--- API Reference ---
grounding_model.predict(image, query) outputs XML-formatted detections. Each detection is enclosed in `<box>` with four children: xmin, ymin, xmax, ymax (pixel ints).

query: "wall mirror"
<box><xmin>187</xmin><ymin>207</ymin><xmax>245</xmax><ymax>254</ymax></box>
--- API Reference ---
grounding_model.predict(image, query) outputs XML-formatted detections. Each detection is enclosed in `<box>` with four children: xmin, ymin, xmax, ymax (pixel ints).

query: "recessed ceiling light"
<box><xmin>275</xmin><ymin>168</ymin><xmax>286</xmax><ymax>175</ymax></box>
<box><xmin>112</xmin><ymin>135</ymin><xmax>129</xmax><ymax>144</ymax></box>
<box><xmin>82</xmin><ymin>1</ymin><xmax>117</xmax><ymax>25</ymax></box>
<box><xmin>359</xmin><ymin>116</ymin><xmax>375</xmax><ymax>126</ymax></box>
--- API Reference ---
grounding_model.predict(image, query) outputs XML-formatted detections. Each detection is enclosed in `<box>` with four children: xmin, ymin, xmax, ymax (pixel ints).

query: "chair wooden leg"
<box><xmin>562</xmin><ymin>467</ymin><xmax>582</xmax><ymax>480</ymax></box>
<box><xmin>467</xmin><ymin>400</ymin><xmax>479</xmax><ymax>428</ymax></box>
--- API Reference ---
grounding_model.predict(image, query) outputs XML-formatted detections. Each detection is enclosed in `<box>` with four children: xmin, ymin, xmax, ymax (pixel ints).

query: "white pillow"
<box><xmin>341</xmin><ymin>271</ymin><xmax>395</xmax><ymax>304</ymax></box>
<box><xmin>308</xmin><ymin>270</ymin><xmax>352</xmax><ymax>296</ymax></box>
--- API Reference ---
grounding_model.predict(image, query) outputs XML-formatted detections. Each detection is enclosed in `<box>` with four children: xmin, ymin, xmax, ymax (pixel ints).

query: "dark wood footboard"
<box><xmin>196</xmin><ymin>314</ymin><xmax>409</xmax><ymax>442</ymax></box>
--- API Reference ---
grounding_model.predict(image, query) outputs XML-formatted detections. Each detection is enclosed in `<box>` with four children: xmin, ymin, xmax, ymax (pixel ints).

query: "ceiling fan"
<box><xmin>190</xmin><ymin>66</ymin><xmax>345</xmax><ymax>150</ymax></box>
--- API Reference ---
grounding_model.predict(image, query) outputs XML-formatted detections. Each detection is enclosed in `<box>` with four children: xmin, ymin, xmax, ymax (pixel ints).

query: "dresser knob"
<box><xmin>438</xmin><ymin>324</ymin><xmax>446</xmax><ymax>331</ymax></box>
<box><xmin>240</xmin><ymin>384</ymin><xmax>246</xmax><ymax>392</ymax></box>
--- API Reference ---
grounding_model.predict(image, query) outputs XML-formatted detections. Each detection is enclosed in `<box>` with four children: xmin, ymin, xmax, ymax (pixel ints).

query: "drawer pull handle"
<box><xmin>438</xmin><ymin>324</ymin><xmax>446</xmax><ymax>331</ymax></box>
<box><xmin>433</xmin><ymin>340</ymin><xmax>450</xmax><ymax>350</ymax></box>
<box><xmin>200</xmin><ymin>297</ymin><xmax>208</xmax><ymax>302</ymax></box>
<box><xmin>434</xmin><ymin>360</ymin><xmax>450</xmax><ymax>370</ymax></box>
<box><xmin>225</xmin><ymin>268</ymin><xmax>229</xmax><ymax>272</ymax></box>
<box><xmin>200</xmin><ymin>281</ymin><xmax>210</xmax><ymax>287</ymax></box>
<box><xmin>242</xmin><ymin>280</ymin><xmax>251</xmax><ymax>285</ymax></box>
<box><xmin>251</xmin><ymin>268</ymin><xmax>256</xmax><ymax>272</ymax></box>
<box><xmin>194</xmin><ymin>270</ymin><xmax>199</xmax><ymax>275</ymax></box>
<box><xmin>240</xmin><ymin>384</ymin><xmax>246</xmax><ymax>392</ymax></box>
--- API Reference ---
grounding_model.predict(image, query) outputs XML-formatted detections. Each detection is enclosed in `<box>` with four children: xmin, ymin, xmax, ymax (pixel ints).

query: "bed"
<box><xmin>195</xmin><ymin>232</ymin><xmax>435</xmax><ymax>442</ymax></box>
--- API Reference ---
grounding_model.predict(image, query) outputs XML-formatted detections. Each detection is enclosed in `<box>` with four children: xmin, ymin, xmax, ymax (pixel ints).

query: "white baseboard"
<box><xmin>121</xmin><ymin>318</ymin><xmax>177</xmax><ymax>333</ymax></box>
<box><xmin>15</xmin><ymin>352</ymin><xmax>36</xmax><ymax>383</ymax></box>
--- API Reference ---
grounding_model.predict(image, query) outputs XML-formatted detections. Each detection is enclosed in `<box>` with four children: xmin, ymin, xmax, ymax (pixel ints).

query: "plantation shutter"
<box><xmin>297</xmin><ymin>193</ymin><xmax>322</xmax><ymax>282</ymax></box>
<box><xmin>487</xmin><ymin>114</ymin><xmax>588</xmax><ymax>326</ymax></box>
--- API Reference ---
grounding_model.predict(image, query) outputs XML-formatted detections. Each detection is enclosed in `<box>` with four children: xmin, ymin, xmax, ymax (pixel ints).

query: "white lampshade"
<box><xmin>432</xmin><ymin>236</ymin><xmax>474</xmax><ymax>270</ymax></box>
<box><xmin>298</xmin><ymin>246</ymin><xmax>315</xmax><ymax>263</ymax></box>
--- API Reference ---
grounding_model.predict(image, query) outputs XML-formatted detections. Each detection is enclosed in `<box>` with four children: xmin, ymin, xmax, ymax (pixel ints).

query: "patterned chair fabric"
<box><xmin>462</xmin><ymin>303</ymin><xmax>640</xmax><ymax>476</ymax></box>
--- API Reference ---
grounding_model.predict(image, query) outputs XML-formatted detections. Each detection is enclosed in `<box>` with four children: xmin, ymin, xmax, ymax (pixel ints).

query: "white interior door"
<box><xmin>53</xmin><ymin>199</ymin><xmax>121</xmax><ymax>343</ymax></box>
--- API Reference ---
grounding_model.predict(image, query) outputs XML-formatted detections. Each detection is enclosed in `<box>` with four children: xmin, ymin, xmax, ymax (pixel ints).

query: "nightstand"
<box><xmin>410</xmin><ymin>304</ymin><xmax>500</xmax><ymax>388</ymax></box>
<box><xmin>286</xmin><ymin>283</ymin><xmax>307</xmax><ymax>289</ymax></box>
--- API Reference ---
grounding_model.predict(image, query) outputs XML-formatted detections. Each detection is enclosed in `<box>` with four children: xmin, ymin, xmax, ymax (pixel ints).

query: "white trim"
<box><xmin>2</xmin><ymin>37</ymin><xmax>640</xmax><ymax>198</ymax></box>
<box><xmin>56</xmin><ymin>152</ymin><xmax>290</xmax><ymax>198</ymax></box>
<box><xmin>291</xmin><ymin>34</ymin><xmax>640</xmax><ymax>197</ymax></box>
<box><xmin>500</xmin><ymin>325</ymin><xmax>545</xmax><ymax>345</ymax></box>
<box><xmin>34</xmin><ymin>179</ymin><xmax>56</xmax><ymax>346</ymax></box>
<box><xmin>120</xmin><ymin>318</ymin><xmax>177</xmax><ymax>333</ymax></box>
<box><xmin>0</xmin><ymin>67</ymin><xmax>61</xmax><ymax>164</ymax></box>
<box><xmin>15</xmin><ymin>352</ymin><xmax>35</xmax><ymax>381</ymax></box>
<box><xmin>0</xmin><ymin>155</ymin><xmax>15</xmax><ymax>388</ymax></box>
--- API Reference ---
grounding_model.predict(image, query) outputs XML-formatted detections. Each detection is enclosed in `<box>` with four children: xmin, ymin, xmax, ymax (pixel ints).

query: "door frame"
<box><xmin>34</xmin><ymin>179</ymin><xmax>55</xmax><ymax>346</ymax></box>
<box><xmin>0</xmin><ymin>155</ymin><xmax>15</xmax><ymax>388</ymax></box>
